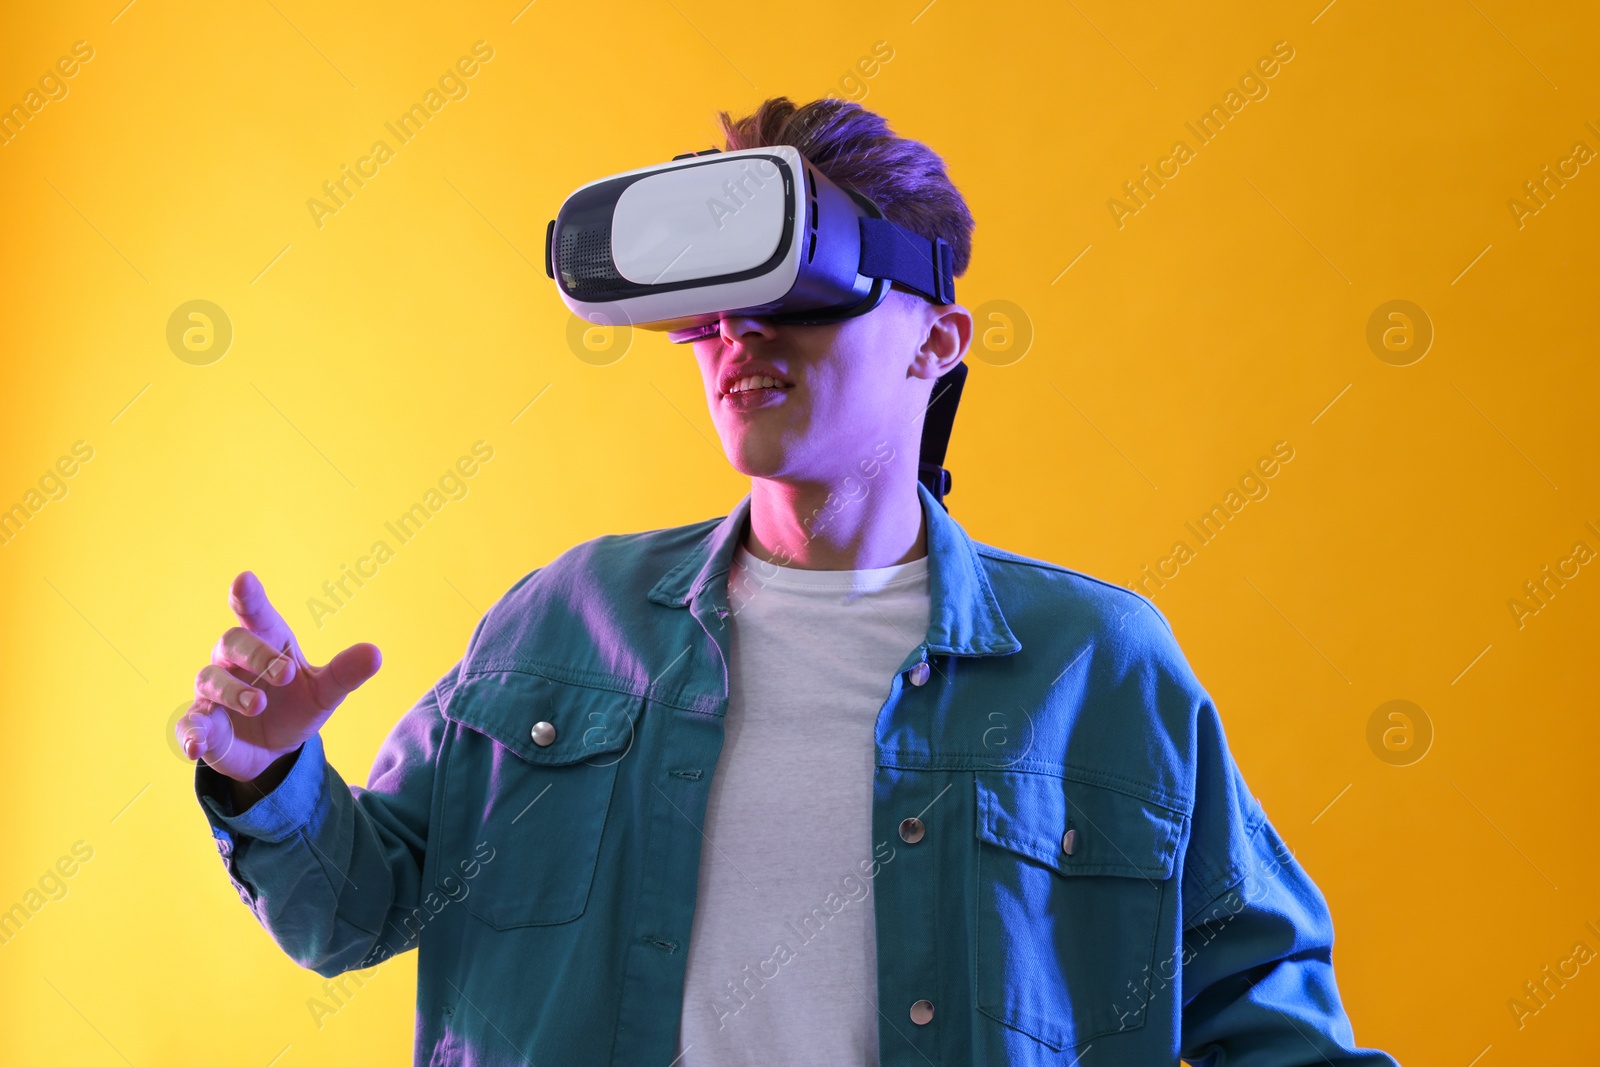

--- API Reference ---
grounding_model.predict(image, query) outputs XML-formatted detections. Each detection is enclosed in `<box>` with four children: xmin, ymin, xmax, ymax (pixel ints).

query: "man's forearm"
<box><xmin>196</xmin><ymin>732</ymin><xmax>399</xmax><ymax>976</ymax></box>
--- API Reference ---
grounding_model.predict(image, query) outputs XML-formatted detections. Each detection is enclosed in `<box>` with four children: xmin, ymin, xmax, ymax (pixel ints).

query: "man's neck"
<box><xmin>742</xmin><ymin>469</ymin><xmax>927</xmax><ymax>571</ymax></box>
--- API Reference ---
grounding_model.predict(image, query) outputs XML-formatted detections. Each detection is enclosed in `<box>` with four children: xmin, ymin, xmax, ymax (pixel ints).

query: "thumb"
<box><xmin>315</xmin><ymin>642</ymin><xmax>383</xmax><ymax>709</ymax></box>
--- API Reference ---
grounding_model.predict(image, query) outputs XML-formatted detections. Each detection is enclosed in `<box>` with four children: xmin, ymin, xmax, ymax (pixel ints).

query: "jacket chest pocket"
<box><xmin>973</xmin><ymin>770</ymin><xmax>1186</xmax><ymax>1050</ymax></box>
<box><xmin>439</xmin><ymin>669</ymin><xmax>643</xmax><ymax>929</ymax></box>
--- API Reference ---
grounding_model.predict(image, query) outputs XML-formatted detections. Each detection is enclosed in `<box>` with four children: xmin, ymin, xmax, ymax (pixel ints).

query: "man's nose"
<box><xmin>719</xmin><ymin>314</ymin><xmax>777</xmax><ymax>344</ymax></box>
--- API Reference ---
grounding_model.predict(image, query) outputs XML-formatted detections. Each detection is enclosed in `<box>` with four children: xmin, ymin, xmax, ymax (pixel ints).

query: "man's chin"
<box><xmin>719</xmin><ymin>435</ymin><xmax>792</xmax><ymax>480</ymax></box>
<box><xmin>727</xmin><ymin>455</ymin><xmax>790</xmax><ymax>480</ymax></box>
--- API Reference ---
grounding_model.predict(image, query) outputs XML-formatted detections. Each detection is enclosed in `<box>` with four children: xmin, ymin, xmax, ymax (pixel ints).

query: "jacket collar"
<box><xmin>647</xmin><ymin>480</ymin><xmax>1022</xmax><ymax>658</ymax></box>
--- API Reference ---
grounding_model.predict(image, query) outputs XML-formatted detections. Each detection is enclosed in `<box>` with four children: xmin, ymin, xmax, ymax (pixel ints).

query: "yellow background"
<box><xmin>2</xmin><ymin>0</ymin><xmax>1597</xmax><ymax>1063</ymax></box>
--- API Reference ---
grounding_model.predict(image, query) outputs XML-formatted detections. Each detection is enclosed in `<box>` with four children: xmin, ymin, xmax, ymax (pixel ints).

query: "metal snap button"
<box><xmin>909</xmin><ymin>999</ymin><xmax>934</xmax><ymax>1025</ymax></box>
<box><xmin>899</xmin><ymin>816</ymin><xmax>925</xmax><ymax>844</ymax></box>
<box><xmin>1061</xmin><ymin>828</ymin><xmax>1078</xmax><ymax>856</ymax></box>
<box><xmin>531</xmin><ymin>720</ymin><xmax>557</xmax><ymax>747</ymax></box>
<box><xmin>908</xmin><ymin>660</ymin><xmax>931</xmax><ymax>686</ymax></box>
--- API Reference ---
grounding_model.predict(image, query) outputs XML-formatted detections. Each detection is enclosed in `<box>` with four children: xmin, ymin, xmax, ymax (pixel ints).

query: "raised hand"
<box><xmin>177</xmin><ymin>570</ymin><xmax>381</xmax><ymax>784</ymax></box>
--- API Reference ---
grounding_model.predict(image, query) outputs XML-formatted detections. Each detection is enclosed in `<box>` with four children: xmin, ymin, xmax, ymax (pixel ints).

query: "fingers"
<box><xmin>212</xmin><ymin>626</ymin><xmax>298</xmax><ymax>688</ymax></box>
<box><xmin>212</xmin><ymin>620</ymin><xmax>297</xmax><ymax>687</ymax></box>
<box><xmin>229</xmin><ymin>571</ymin><xmax>296</xmax><ymax>652</ymax></box>
<box><xmin>313</xmin><ymin>642</ymin><xmax>383</xmax><ymax>709</ymax></box>
<box><xmin>196</xmin><ymin>662</ymin><xmax>267</xmax><ymax>717</ymax></box>
<box><xmin>176</xmin><ymin>700</ymin><xmax>232</xmax><ymax>763</ymax></box>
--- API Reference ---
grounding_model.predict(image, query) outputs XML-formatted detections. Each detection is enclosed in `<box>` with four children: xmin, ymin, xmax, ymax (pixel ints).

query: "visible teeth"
<box><xmin>728</xmin><ymin>375</ymin><xmax>786</xmax><ymax>394</ymax></box>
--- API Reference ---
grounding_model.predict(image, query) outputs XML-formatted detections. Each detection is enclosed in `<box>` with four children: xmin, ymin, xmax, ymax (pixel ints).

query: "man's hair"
<box><xmin>715</xmin><ymin>96</ymin><xmax>974</xmax><ymax>288</ymax></box>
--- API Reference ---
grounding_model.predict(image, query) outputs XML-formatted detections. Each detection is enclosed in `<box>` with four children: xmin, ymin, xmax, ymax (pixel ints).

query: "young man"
<box><xmin>179</xmin><ymin>97</ymin><xmax>1398</xmax><ymax>1065</ymax></box>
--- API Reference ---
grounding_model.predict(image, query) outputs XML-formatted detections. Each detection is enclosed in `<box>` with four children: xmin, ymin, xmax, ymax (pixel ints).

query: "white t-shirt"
<box><xmin>676</xmin><ymin>541</ymin><xmax>932</xmax><ymax>1065</ymax></box>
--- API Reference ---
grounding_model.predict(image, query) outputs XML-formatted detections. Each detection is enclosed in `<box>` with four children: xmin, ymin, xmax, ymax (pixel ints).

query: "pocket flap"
<box><xmin>444</xmin><ymin>669</ymin><xmax>642</xmax><ymax>767</ymax></box>
<box><xmin>975</xmin><ymin>771</ymin><xmax>1184</xmax><ymax>879</ymax></box>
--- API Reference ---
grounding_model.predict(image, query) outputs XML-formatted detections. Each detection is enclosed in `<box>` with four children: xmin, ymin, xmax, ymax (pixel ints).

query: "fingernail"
<box><xmin>269</xmin><ymin>660</ymin><xmax>288</xmax><ymax>683</ymax></box>
<box><xmin>240</xmin><ymin>690</ymin><xmax>256</xmax><ymax>711</ymax></box>
<box><xmin>183</xmin><ymin>732</ymin><xmax>200</xmax><ymax>758</ymax></box>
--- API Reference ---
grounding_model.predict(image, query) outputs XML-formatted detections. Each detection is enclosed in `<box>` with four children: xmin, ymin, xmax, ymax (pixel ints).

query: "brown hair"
<box><xmin>714</xmin><ymin>96</ymin><xmax>974</xmax><ymax>285</ymax></box>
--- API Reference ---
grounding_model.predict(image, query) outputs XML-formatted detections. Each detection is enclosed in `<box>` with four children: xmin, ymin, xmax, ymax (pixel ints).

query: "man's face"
<box><xmin>688</xmin><ymin>290</ymin><xmax>970</xmax><ymax>486</ymax></box>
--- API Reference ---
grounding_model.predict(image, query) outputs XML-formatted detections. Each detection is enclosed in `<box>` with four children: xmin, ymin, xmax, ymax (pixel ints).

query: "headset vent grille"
<box><xmin>560</xmin><ymin>226</ymin><xmax>621</xmax><ymax>293</ymax></box>
<box><xmin>805</xmin><ymin>166</ymin><xmax>819</xmax><ymax>262</ymax></box>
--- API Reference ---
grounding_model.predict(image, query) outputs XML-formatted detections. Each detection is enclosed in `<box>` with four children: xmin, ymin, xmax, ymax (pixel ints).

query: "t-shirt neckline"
<box><xmin>731</xmin><ymin>543</ymin><xmax>930</xmax><ymax>592</ymax></box>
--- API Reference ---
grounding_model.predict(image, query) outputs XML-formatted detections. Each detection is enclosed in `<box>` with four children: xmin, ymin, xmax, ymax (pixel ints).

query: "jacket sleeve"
<box><xmin>193</xmin><ymin>658</ymin><xmax>464</xmax><ymax>979</ymax></box>
<box><xmin>1177</xmin><ymin>695</ymin><xmax>1400</xmax><ymax>1066</ymax></box>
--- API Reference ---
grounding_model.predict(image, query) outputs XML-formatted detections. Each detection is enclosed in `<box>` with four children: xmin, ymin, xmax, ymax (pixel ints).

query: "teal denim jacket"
<box><xmin>195</xmin><ymin>481</ymin><xmax>1399</xmax><ymax>1066</ymax></box>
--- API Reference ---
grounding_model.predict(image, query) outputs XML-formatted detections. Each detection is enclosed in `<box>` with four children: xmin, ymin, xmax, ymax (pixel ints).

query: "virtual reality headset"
<box><xmin>545</xmin><ymin>144</ymin><xmax>968</xmax><ymax>507</ymax></box>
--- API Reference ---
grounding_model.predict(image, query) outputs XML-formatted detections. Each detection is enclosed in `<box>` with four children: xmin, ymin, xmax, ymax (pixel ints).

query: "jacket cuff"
<box><xmin>195</xmin><ymin>733</ymin><xmax>328</xmax><ymax>846</ymax></box>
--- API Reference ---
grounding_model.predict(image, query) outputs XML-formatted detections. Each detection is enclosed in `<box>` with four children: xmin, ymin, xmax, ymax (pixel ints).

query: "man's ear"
<box><xmin>910</xmin><ymin>301</ymin><xmax>972</xmax><ymax>382</ymax></box>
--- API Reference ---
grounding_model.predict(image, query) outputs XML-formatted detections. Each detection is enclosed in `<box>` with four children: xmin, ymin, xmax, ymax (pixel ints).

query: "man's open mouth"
<box><xmin>724</xmin><ymin>375</ymin><xmax>794</xmax><ymax>396</ymax></box>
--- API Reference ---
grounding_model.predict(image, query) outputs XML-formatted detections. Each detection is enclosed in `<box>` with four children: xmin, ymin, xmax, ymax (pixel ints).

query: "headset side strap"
<box><xmin>859</xmin><ymin>217</ymin><xmax>956</xmax><ymax>305</ymax></box>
